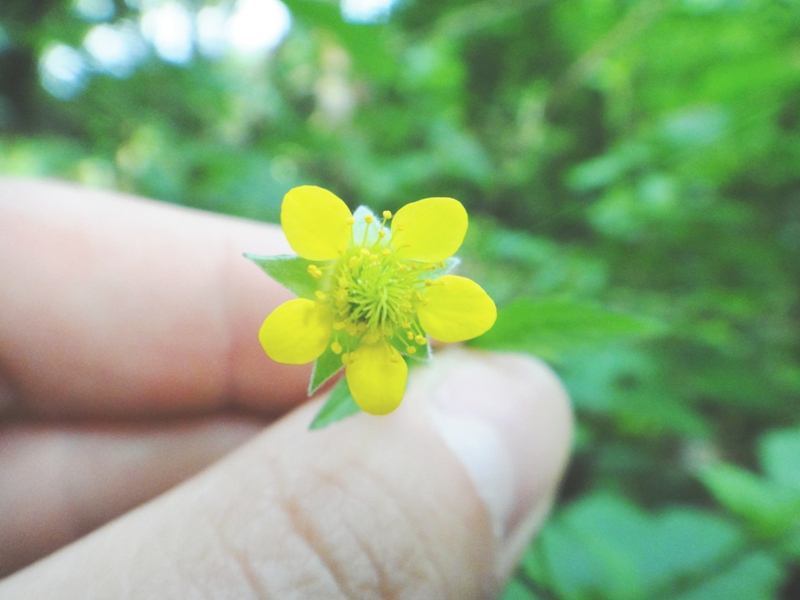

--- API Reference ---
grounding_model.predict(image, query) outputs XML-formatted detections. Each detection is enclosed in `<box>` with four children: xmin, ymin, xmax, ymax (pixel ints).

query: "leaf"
<box><xmin>499</xmin><ymin>579</ymin><xmax>538</xmax><ymax>600</ymax></box>
<box><xmin>308</xmin><ymin>343</ymin><xmax>344</xmax><ymax>396</ymax></box>
<box><xmin>759</xmin><ymin>428</ymin><xmax>800</xmax><ymax>492</ymax></box>
<box><xmin>309</xmin><ymin>377</ymin><xmax>361</xmax><ymax>430</ymax></box>
<box><xmin>670</xmin><ymin>551</ymin><xmax>783</xmax><ymax>600</ymax></box>
<box><xmin>525</xmin><ymin>493</ymin><xmax>754</xmax><ymax>600</ymax></box>
<box><xmin>698</xmin><ymin>462</ymin><xmax>800</xmax><ymax>536</ymax></box>
<box><xmin>471</xmin><ymin>298</ymin><xmax>663</xmax><ymax>358</ymax></box>
<box><xmin>244</xmin><ymin>253</ymin><xmax>327</xmax><ymax>300</ymax></box>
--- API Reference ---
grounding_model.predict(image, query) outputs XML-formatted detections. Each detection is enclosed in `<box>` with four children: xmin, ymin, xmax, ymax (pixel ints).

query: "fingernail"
<box><xmin>425</xmin><ymin>348</ymin><xmax>572</xmax><ymax>576</ymax></box>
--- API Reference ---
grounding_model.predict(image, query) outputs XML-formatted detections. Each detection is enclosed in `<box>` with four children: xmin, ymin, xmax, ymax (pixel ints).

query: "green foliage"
<box><xmin>522</xmin><ymin>492</ymin><xmax>783</xmax><ymax>600</ymax></box>
<box><xmin>309</xmin><ymin>376</ymin><xmax>360</xmax><ymax>430</ymax></box>
<box><xmin>699</xmin><ymin>427</ymin><xmax>800</xmax><ymax>541</ymax></box>
<box><xmin>244</xmin><ymin>253</ymin><xmax>322</xmax><ymax>300</ymax></box>
<box><xmin>473</xmin><ymin>297</ymin><xmax>662</xmax><ymax>360</ymax></box>
<box><xmin>2</xmin><ymin>0</ymin><xmax>800</xmax><ymax>596</ymax></box>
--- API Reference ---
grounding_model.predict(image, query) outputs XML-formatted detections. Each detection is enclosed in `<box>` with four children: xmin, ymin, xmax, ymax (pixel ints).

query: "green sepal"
<box><xmin>244</xmin><ymin>253</ymin><xmax>330</xmax><ymax>300</ymax></box>
<box><xmin>389</xmin><ymin>324</ymin><xmax>431</xmax><ymax>361</ymax></box>
<box><xmin>309</xmin><ymin>344</ymin><xmax>344</xmax><ymax>396</ymax></box>
<box><xmin>309</xmin><ymin>376</ymin><xmax>361</xmax><ymax>430</ymax></box>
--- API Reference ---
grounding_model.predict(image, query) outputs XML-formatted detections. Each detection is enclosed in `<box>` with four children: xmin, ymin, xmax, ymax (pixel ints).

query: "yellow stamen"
<box><xmin>406</xmin><ymin>346</ymin><xmax>416</xmax><ymax>354</ymax></box>
<box><xmin>415</xmin><ymin>335</ymin><xmax>427</xmax><ymax>345</ymax></box>
<box><xmin>331</xmin><ymin>340</ymin><xmax>343</xmax><ymax>354</ymax></box>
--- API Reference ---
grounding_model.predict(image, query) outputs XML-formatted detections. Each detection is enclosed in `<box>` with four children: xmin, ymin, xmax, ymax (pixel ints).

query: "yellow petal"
<box><xmin>418</xmin><ymin>275</ymin><xmax>496</xmax><ymax>342</ymax></box>
<box><xmin>391</xmin><ymin>197</ymin><xmax>467</xmax><ymax>262</ymax></box>
<box><xmin>281</xmin><ymin>186</ymin><xmax>352</xmax><ymax>261</ymax></box>
<box><xmin>259</xmin><ymin>298</ymin><xmax>333</xmax><ymax>364</ymax></box>
<box><xmin>346</xmin><ymin>341</ymin><xmax>408</xmax><ymax>415</ymax></box>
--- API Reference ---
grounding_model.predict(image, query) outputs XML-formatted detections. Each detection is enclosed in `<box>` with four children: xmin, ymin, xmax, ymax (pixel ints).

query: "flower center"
<box><xmin>334</xmin><ymin>248</ymin><xmax>419</xmax><ymax>339</ymax></box>
<box><xmin>310</xmin><ymin>211</ymin><xmax>434</xmax><ymax>357</ymax></box>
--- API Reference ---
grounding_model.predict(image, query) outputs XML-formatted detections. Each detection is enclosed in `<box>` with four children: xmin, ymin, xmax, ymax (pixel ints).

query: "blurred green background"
<box><xmin>2</xmin><ymin>0</ymin><xmax>799</xmax><ymax>597</ymax></box>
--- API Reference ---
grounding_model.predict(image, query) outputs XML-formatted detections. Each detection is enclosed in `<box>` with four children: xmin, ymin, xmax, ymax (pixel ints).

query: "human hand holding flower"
<box><xmin>0</xmin><ymin>179</ymin><xmax>572</xmax><ymax>599</ymax></box>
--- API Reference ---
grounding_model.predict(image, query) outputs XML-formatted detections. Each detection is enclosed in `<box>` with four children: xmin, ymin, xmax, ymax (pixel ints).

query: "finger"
<box><xmin>0</xmin><ymin>179</ymin><xmax>310</xmax><ymax>417</ymax></box>
<box><xmin>0</xmin><ymin>416</ymin><xmax>263</xmax><ymax>576</ymax></box>
<box><xmin>0</xmin><ymin>349</ymin><xmax>573</xmax><ymax>598</ymax></box>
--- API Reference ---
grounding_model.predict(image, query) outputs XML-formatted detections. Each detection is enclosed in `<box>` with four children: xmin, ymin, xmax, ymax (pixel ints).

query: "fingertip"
<box><xmin>421</xmin><ymin>348</ymin><xmax>573</xmax><ymax>578</ymax></box>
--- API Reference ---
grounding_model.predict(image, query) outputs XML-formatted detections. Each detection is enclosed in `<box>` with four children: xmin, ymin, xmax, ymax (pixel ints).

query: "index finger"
<box><xmin>0</xmin><ymin>179</ymin><xmax>310</xmax><ymax>418</ymax></box>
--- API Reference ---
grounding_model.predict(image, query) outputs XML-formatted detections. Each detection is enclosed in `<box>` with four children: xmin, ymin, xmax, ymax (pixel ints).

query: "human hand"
<box><xmin>0</xmin><ymin>179</ymin><xmax>572</xmax><ymax>599</ymax></box>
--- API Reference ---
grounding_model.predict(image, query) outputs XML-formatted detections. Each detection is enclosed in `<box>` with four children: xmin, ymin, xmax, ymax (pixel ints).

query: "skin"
<box><xmin>0</xmin><ymin>179</ymin><xmax>573</xmax><ymax>599</ymax></box>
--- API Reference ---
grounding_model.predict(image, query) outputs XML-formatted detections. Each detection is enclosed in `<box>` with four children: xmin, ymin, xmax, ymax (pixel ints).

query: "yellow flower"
<box><xmin>258</xmin><ymin>185</ymin><xmax>496</xmax><ymax>415</ymax></box>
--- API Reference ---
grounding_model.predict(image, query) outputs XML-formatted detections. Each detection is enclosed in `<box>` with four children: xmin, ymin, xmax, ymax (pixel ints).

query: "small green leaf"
<box><xmin>244</xmin><ymin>253</ymin><xmax>327</xmax><ymax>300</ymax></box>
<box><xmin>309</xmin><ymin>377</ymin><xmax>361</xmax><ymax>430</ymax></box>
<box><xmin>309</xmin><ymin>344</ymin><xmax>344</xmax><ymax>396</ymax></box>
<box><xmin>759</xmin><ymin>428</ymin><xmax>800</xmax><ymax>492</ymax></box>
<box><xmin>499</xmin><ymin>578</ymin><xmax>538</xmax><ymax>600</ymax></box>
<box><xmin>471</xmin><ymin>298</ymin><xmax>663</xmax><ymax>358</ymax></box>
<box><xmin>698</xmin><ymin>462</ymin><xmax>800</xmax><ymax>536</ymax></box>
<box><xmin>670</xmin><ymin>551</ymin><xmax>783</xmax><ymax>600</ymax></box>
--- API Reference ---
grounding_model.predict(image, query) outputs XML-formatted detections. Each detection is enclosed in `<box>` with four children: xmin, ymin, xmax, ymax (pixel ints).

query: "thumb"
<box><xmin>0</xmin><ymin>349</ymin><xmax>572</xmax><ymax>599</ymax></box>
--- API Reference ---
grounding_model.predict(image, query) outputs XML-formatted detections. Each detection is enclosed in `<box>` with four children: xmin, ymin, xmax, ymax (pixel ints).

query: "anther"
<box><xmin>381</xmin><ymin>248</ymin><xmax>391</xmax><ymax>256</ymax></box>
<box><xmin>364</xmin><ymin>214</ymin><xmax>374</xmax><ymax>224</ymax></box>
<box><xmin>383</xmin><ymin>210</ymin><xmax>392</xmax><ymax>219</ymax></box>
<box><xmin>360</xmin><ymin>248</ymin><xmax>370</xmax><ymax>256</ymax></box>
<box><xmin>406</xmin><ymin>331</ymin><xmax>414</xmax><ymax>340</ymax></box>
<box><xmin>424</xmin><ymin>279</ymin><xmax>433</xmax><ymax>286</ymax></box>
<box><xmin>406</xmin><ymin>346</ymin><xmax>416</xmax><ymax>354</ymax></box>
<box><xmin>315</xmin><ymin>291</ymin><xmax>327</xmax><ymax>301</ymax></box>
<box><xmin>415</xmin><ymin>335</ymin><xmax>427</xmax><ymax>345</ymax></box>
<box><xmin>331</xmin><ymin>341</ymin><xmax>343</xmax><ymax>354</ymax></box>
<box><xmin>347</xmin><ymin>216</ymin><xmax>355</xmax><ymax>225</ymax></box>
